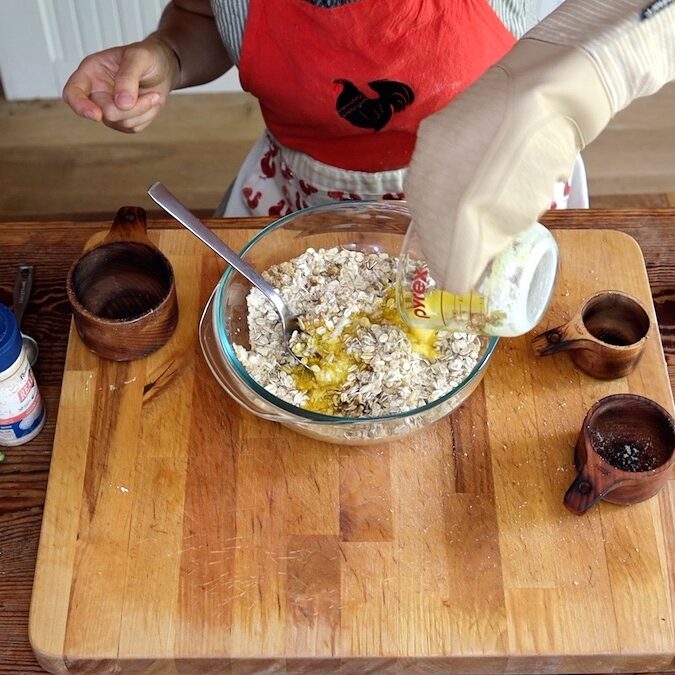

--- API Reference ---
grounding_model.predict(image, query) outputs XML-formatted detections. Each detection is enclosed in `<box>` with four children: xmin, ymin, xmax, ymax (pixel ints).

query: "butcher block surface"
<box><xmin>29</xmin><ymin>228</ymin><xmax>675</xmax><ymax>674</ymax></box>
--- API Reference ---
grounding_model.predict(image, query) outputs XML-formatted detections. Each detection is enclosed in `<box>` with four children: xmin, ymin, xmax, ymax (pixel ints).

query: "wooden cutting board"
<box><xmin>29</xmin><ymin>228</ymin><xmax>675</xmax><ymax>674</ymax></box>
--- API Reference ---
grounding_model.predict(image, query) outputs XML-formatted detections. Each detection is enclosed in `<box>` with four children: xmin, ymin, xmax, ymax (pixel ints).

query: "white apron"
<box><xmin>216</xmin><ymin>131</ymin><xmax>589</xmax><ymax>217</ymax></box>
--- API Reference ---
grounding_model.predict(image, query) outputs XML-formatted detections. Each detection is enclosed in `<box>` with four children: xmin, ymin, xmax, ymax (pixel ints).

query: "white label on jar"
<box><xmin>0</xmin><ymin>357</ymin><xmax>45</xmax><ymax>444</ymax></box>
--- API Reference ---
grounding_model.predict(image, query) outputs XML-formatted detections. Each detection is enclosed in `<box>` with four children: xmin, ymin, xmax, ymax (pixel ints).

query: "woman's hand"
<box><xmin>62</xmin><ymin>36</ymin><xmax>179</xmax><ymax>133</ymax></box>
<box><xmin>62</xmin><ymin>1</ymin><xmax>231</xmax><ymax>133</ymax></box>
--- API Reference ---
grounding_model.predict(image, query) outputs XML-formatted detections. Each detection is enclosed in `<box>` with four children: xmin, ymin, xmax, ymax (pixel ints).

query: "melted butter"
<box><xmin>289</xmin><ymin>319</ymin><xmax>363</xmax><ymax>415</ymax></box>
<box><xmin>290</xmin><ymin>289</ymin><xmax>441</xmax><ymax>414</ymax></box>
<box><xmin>405</xmin><ymin>325</ymin><xmax>438</xmax><ymax>360</ymax></box>
<box><xmin>374</xmin><ymin>292</ymin><xmax>439</xmax><ymax>361</ymax></box>
<box><xmin>293</xmin><ymin>352</ymin><xmax>354</xmax><ymax>415</ymax></box>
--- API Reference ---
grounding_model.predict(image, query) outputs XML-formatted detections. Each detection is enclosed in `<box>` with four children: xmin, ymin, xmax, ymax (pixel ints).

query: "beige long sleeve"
<box><xmin>404</xmin><ymin>0</ymin><xmax>675</xmax><ymax>294</ymax></box>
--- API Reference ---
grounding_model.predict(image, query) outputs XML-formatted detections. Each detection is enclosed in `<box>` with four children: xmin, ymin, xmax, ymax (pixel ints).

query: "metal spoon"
<box><xmin>147</xmin><ymin>181</ymin><xmax>309</xmax><ymax>369</ymax></box>
<box><xmin>13</xmin><ymin>265</ymin><xmax>39</xmax><ymax>367</ymax></box>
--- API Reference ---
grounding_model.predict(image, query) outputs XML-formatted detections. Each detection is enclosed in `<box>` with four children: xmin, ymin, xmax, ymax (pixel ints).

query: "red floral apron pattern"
<box><xmin>228</xmin><ymin>1</ymin><xmax>581</xmax><ymax>217</ymax></box>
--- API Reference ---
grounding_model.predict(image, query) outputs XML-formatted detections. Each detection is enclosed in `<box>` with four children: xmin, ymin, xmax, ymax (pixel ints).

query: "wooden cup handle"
<box><xmin>532</xmin><ymin>316</ymin><xmax>595</xmax><ymax>356</ymax></box>
<box><xmin>563</xmin><ymin>466</ymin><xmax>618</xmax><ymax>515</ymax></box>
<box><xmin>102</xmin><ymin>206</ymin><xmax>152</xmax><ymax>245</ymax></box>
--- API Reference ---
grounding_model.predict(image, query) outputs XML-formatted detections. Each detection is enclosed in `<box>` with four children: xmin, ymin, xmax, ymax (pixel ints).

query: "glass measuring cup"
<box><xmin>396</xmin><ymin>220</ymin><xmax>559</xmax><ymax>337</ymax></box>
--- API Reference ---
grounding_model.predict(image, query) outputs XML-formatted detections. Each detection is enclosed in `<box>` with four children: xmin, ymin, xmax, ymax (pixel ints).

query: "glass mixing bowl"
<box><xmin>199</xmin><ymin>201</ymin><xmax>499</xmax><ymax>445</ymax></box>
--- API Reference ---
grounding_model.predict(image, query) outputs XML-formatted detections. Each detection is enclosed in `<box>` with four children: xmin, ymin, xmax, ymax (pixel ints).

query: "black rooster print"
<box><xmin>334</xmin><ymin>79</ymin><xmax>415</xmax><ymax>131</ymax></box>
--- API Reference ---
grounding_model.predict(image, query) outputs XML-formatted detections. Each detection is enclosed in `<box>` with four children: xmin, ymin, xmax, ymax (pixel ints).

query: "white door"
<box><xmin>0</xmin><ymin>0</ymin><xmax>241</xmax><ymax>100</ymax></box>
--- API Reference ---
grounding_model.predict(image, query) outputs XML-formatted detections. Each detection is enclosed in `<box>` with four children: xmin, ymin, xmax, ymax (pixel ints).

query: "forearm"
<box><xmin>404</xmin><ymin>0</ymin><xmax>674</xmax><ymax>294</ymax></box>
<box><xmin>529</xmin><ymin>0</ymin><xmax>675</xmax><ymax>119</ymax></box>
<box><xmin>151</xmin><ymin>0</ymin><xmax>232</xmax><ymax>90</ymax></box>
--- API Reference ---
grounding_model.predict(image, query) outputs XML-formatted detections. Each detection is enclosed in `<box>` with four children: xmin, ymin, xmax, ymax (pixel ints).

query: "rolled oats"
<box><xmin>233</xmin><ymin>247</ymin><xmax>481</xmax><ymax>417</ymax></box>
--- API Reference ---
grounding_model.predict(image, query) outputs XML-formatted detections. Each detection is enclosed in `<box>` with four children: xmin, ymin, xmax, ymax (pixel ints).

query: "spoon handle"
<box><xmin>147</xmin><ymin>182</ymin><xmax>287</xmax><ymax>317</ymax></box>
<box><xmin>13</xmin><ymin>265</ymin><xmax>33</xmax><ymax>328</ymax></box>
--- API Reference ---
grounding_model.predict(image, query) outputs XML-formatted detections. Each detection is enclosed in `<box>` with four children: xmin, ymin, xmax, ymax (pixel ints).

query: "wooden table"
<box><xmin>1</xmin><ymin>208</ymin><xmax>674</xmax><ymax>673</ymax></box>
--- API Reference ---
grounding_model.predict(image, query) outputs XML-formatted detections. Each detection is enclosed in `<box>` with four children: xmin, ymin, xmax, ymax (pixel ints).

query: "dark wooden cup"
<box><xmin>66</xmin><ymin>206</ymin><xmax>179</xmax><ymax>361</ymax></box>
<box><xmin>564</xmin><ymin>394</ymin><xmax>675</xmax><ymax>515</ymax></box>
<box><xmin>532</xmin><ymin>290</ymin><xmax>651</xmax><ymax>379</ymax></box>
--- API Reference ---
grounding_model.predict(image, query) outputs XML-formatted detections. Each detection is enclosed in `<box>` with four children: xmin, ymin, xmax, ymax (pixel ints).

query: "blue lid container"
<box><xmin>0</xmin><ymin>303</ymin><xmax>22</xmax><ymax>372</ymax></box>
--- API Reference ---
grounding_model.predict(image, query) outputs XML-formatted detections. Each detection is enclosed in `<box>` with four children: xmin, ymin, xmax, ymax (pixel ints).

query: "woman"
<box><xmin>63</xmin><ymin>0</ymin><xmax>674</xmax><ymax>292</ymax></box>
